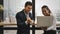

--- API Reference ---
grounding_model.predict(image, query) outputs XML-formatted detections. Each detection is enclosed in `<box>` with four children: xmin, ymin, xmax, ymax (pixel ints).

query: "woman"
<box><xmin>41</xmin><ymin>5</ymin><xmax>56</xmax><ymax>34</ymax></box>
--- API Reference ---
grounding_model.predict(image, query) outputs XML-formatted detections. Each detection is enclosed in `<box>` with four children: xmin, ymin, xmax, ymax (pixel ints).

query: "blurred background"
<box><xmin>0</xmin><ymin>0</ymin><xmax>60</xmax><ymax>34</ymax></box>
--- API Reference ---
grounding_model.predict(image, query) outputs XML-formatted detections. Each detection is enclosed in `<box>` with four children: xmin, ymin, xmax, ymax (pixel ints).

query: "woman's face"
<box><xmin>42</xmin><ymin>8</ymin><xmax>50</xmax><ymax>16</ymax></box>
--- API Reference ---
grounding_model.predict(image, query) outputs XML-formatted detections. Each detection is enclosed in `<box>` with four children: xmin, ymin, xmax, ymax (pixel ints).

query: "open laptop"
<box><xmin>37</xmin><ymin>16</ymin><xmax>53</xmax><ymax>27</ymax></box>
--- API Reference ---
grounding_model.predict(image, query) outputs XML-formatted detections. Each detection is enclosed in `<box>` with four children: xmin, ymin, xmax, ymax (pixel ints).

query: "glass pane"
<box><xmin>4</xmin><ymin>0</ymin><xmax>32</xmax><ymax>23</ymax></box>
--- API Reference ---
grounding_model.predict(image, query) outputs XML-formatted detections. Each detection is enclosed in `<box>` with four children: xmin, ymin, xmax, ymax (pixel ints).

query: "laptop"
<box><xmin>37</xmin><ymin>16</ymin><xmax>53</xmax><ymax>27</ymax></box>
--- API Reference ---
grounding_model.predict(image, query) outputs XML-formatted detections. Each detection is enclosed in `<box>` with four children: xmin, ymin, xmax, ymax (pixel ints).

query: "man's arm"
<box><xmin>29</xmin><ymin>13</ymin><xmax>36</xmax><ymax>25</ymax></box>
<box><xmin>16</xmin><ymin>13</ymin><xmax>27</xmax><ymax>27</ymax></box>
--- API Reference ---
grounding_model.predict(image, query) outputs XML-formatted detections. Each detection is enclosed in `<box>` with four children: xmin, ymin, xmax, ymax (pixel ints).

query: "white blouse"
<box><xmin>47</xmin><ymin>14</ymin><xmax>56</xmax><ymax>30</ymax></box>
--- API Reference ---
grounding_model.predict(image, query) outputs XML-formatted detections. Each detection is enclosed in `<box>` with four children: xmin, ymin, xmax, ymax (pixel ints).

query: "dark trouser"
<box><xmin>17</xmin><ymin>30</ymin><xmax>30</xmax><ymax>34</ymax></box>
<box><xmin>17</xmin><ymin>27</ymin><xmax>30</xmax><ymax>34</ymax></box>
<box><xmin>0</xmin><ymin>26</ymin><xmax>3</xmax><ymax>34</ymax></box>
<box><xmin>43</xmin><ymin>30</ymin><xmax>56</xmax><ymax>34</ymax></box>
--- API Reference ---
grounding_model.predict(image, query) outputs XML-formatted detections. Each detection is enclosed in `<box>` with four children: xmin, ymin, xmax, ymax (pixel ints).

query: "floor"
<box><xmin>4</xmin><ymin>30</ymin><xmax>44</xmax><ymax>34</ymax></box>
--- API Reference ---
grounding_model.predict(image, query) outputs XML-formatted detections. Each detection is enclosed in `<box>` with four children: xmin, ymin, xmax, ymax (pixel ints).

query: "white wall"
<box><xmin>35</xmin><ymin>0</ymin><xmax>60</xmax><ymax>24</ymax></box>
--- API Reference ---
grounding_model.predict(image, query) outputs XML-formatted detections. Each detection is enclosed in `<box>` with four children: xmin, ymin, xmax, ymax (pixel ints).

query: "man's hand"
<box><xmin>26</xmin><ymin>17</ymin><xmax>36</xmax><ymax>26</ymax></box>
<box><xmin>26</xmin><ymin>17</ymin><xmax>32</xmax><ymax>24</ymax></box>
<box><xmin>32</xmin><ymin>22</ymin><xmax>37</xmax><ymax>26</ymax></box>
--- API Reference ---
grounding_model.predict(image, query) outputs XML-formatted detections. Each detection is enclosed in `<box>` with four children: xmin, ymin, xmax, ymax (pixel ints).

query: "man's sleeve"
<box><xmin>16</xmin><ymin>13</ymin><xmax>27</xmax><ymax>27</ymax></box>
<box><xmin>30</xmin><ymin>13</ymin><xmax>35</xmax><ymax>20</ymax></box>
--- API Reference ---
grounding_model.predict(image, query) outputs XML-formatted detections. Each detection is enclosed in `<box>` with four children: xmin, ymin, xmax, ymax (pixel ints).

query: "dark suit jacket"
<box><xmin>16</xmin><ymin>10</ymin><xmax>33</xmax><ymax>34</ymax></box>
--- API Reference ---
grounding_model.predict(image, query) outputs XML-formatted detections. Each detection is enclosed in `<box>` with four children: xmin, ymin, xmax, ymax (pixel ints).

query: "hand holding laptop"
<box><xmin>41</xmin><ymin>26</ymin><xmax>48</xmax><ymax>30</ymax></box>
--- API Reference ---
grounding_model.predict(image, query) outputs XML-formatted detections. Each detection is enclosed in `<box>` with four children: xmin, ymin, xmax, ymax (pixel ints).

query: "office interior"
<box><xmin>0</xmin><ymin>0</ymin><xmax>60</xmax><ymax>34</ymax></box>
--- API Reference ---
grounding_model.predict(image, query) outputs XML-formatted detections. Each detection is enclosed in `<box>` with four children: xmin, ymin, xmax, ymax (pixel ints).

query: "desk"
<box><xmin>0</xmin><ymin>23</ymin><xmax>60</xmax><ymax>34</ymax></box>
<box><xmin>3</xmin><ymin>23</ymin><xmax>43</xmax><ymax>34</ymax></box>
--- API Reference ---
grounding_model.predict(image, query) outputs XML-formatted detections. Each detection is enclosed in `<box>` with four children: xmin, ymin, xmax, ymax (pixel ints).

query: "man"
<box><xmin>41</xmin><ymin>5</ymin><xmax>56</xmax><ymax>34</ymax></box>
<box><xmin>16</xmin><ymin>1</ymin><xmax>34</xmax><ymax>34</ymax></box>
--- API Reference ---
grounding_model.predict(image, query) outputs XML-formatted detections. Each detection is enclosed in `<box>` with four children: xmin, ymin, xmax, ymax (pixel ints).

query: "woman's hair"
<box><xmin>41</xmin><ymin>5</ymin><xmax>51</xmax><ymax>13</ymax></box>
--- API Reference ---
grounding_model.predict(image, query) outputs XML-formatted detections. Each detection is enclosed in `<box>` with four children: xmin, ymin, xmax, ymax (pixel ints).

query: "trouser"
<box><xmin>43</xmin><ymin>30</ymin><xmax>56</xmax><ymax>34</ymax></box>
<box><xmin>0</xmin><ymin>26</ymin><xmax>3</xmax><ymax>34</ymax></box>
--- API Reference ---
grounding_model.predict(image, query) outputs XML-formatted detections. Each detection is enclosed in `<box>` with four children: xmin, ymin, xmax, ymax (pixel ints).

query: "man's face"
<box><xmin>25</xmin><ymin>5</ymin><xmax>32</xmax><ymax>13</ymax></box>
<box><xmin>42</xmin><ymin>8</ymin><xmax>50</xmax><ymax>16</ymax></box>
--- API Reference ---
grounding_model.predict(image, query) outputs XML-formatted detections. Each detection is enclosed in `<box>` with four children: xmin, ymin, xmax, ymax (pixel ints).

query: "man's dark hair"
<box><xmin>25</xmin><ymin>1</ymin><xmax>32</xmax><ymax>7</ymax></box>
